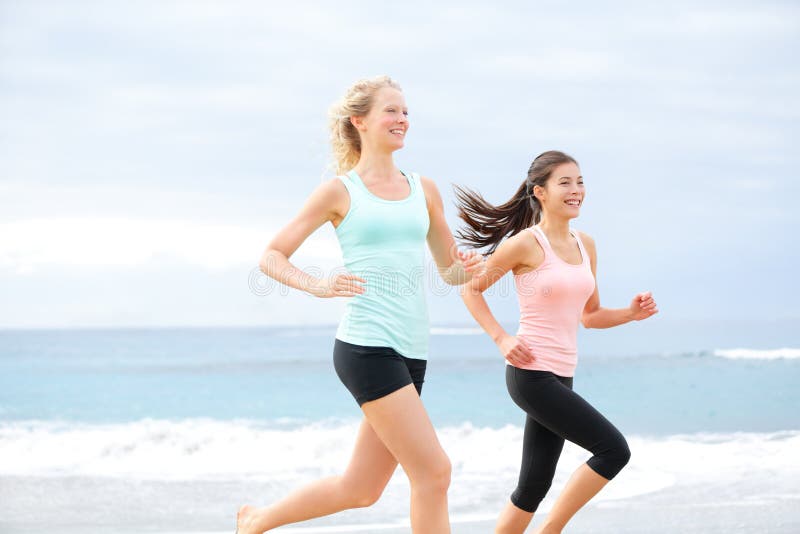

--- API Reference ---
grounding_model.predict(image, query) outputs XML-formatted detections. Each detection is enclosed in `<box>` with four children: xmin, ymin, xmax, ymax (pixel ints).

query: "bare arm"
<box><xmin>420</xmin><ymin>176</ymin><xmax>483</xmax><ymax>285</ymax></box>
<box><xmin>460</xmin><ymin>233</ymin><xmax>539</xmax><ymax>366</ymax></box>
<box><xmin>259</xmin><ymin>179</ymin><xmax>365</xmax><ymax>298</ymax></box>
<box><xmin>580</xmin><ymin>232</ymin><xmax>659</xmax><ymax>328</ymax></box>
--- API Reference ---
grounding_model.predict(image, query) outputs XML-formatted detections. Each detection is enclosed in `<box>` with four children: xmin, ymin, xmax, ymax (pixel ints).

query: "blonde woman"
<box><xmin>236</xmin><ymin>76</ymin><xmax>482</xmax><ymax>534</ymax></box>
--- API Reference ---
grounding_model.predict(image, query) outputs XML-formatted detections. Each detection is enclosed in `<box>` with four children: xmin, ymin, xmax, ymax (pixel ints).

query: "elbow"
<box><xmin>259</xmin><ymin>248</ymin><xmax>279</xmax><ymax>275</ymax></box>
<box><xmin>438</xmin><ymin>262</ymin><xmax>469</xmax><ymax>286</ymax></box>
<box><xmin>459</xmin><ymin>283</ymin><xmax>483</xmax><ymax>301</ymax></box>
<box><xmin>581</xmin><ymin>313</ymin><xmax>594</xmax><ymax>329</ymax></box>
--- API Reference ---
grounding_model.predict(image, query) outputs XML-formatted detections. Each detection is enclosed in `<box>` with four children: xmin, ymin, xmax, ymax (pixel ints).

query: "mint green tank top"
<box><xmin>334</xmin><ymin>169</ymin><xmax>430</xmax><ymax>360</ymax></box>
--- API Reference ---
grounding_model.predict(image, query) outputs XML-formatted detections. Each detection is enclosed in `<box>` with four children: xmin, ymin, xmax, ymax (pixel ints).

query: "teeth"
<box><xmin>565</xmin><ymin>200</ymin><xmax>580</xmax><ymax>205</ymax></box>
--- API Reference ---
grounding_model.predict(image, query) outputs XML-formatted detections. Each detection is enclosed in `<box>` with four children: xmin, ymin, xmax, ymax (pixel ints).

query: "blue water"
<box><xmin>2</xmin><ymin>326</ymin><xmax>800</xmax><ymax>533</ymax></box>
<box><xmin>1</xmin><ymin>326</ymin><xmax>797</xmax><ymax>434</ymax></box>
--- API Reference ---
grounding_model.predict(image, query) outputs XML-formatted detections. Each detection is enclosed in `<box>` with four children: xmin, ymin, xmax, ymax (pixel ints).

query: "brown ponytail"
<box><xmin>455</xmin><ymin>150</ymin><xmax>578</xmax><ymax>254</ymax></box>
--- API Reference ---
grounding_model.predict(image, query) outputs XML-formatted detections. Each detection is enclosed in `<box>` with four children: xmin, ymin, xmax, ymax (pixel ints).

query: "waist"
<box><xmin>512</xmin><ymin>334</ymin><xmax>578</xmax><ymax>376</ymax></box>
<box><xmin>338</xmin><ymin>304</ymin><xmax>429</xmax><ymax>360</ymax></box>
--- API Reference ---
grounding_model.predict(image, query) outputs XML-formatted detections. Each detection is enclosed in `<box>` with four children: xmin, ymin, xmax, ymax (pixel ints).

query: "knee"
<box><xmin>610</xmin><ymin>436</ymin><xmax>631</xmax><ymax>471</ymax></box>
<box><xmin>592</xmin><ymin>435</ymin><xmax>631</xmax><ymax>479</ymax></box>
<box><xmin>511</xmin><ymin>480</ymin><xmax>551</xmax><ymax>513</ymax></box>
<box><xmin>343</xmin><ymin>480</ymin><xmax>386</xmax><ymax>509</ymax></box>
<box><xmin>618</xmin><ymin>438</ymin><xmax>631</xmax><ymax>466</ymax></box>
<box><xmin>412</xmin><ymin>454</ymin><xmax>451</xmax><ymax>496</ymax></box>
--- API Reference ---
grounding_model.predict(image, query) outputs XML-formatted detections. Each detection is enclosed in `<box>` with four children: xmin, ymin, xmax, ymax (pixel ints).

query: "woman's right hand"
<box><xmin>496</xmin><ymin>334</ymin><xmax>535</xmax><ymax>367</ymax></box>
<box><xmin>307</xmin><ymin>273</ymin><xmax>367</xmax><ymax>298</ymax></box>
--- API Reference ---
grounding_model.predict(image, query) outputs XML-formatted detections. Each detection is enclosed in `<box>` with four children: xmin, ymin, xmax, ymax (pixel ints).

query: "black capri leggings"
<box><xmin>506</xmin><ymin>366</ymin><xmax>631</xmax><ymax>513</ymax></box>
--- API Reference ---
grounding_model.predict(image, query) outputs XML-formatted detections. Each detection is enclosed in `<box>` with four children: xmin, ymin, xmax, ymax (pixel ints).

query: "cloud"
<box><xmin>0</xmin><ymin>217</ymin><xmax>341</xmax><ymax>274</ymax></box>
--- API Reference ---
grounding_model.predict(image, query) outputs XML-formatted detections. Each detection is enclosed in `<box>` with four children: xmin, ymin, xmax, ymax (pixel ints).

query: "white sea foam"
<box><xmin>713</xmin><ymin>347</ymin><xmax>800</xmax><ymax>360</ymax></box>
<box><xmin>2</xmin><ymin>419</ymin><xmax>799</xmax><ymax>513</ymax></box>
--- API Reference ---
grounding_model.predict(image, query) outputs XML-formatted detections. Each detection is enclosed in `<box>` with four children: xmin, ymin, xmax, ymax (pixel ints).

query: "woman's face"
<box><xmin>353</xmin><ymin>87</ymin><xmax>409</xmax><ymax>152</ymax></box>
<box><xmin>536</xmin><ymin>162</ymin><xmax>585</xmax><ymax>219</ymax></box>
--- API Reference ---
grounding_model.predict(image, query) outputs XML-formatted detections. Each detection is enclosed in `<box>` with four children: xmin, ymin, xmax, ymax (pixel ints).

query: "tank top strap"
<box><xmin>337</xmin><ymin>173</ymin><xmax>363</xmax><ymax>205</ymax></box>
<box><xmin>344</xmin><ymin>170</ymin><xmax>367</xmax><ymax>192</ymax></box>
<box><xmin>343</xmin><ymin>169</ymin><xmax>418</xmax><ymax>199</ymax></box>
<box><xmin>571</xmin><ymin>229</ymin><xmax>590</xmax><ymax>266</ymax></box>
<box><xmin>409</xmin><ymin>171</ymin><xmax>424</xmax><ymax>198</ymax></box>
<box><xmin>530</xmin><ymin>226</ymin><xmax>552</xmax><ymax>251</ymax></box>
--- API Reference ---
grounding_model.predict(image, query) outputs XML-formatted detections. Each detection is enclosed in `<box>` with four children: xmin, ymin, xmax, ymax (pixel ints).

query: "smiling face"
<box><xmin>351</xmin><ymin>86</ymin><xmax>408</xmax><ymax>152</ymax></box>
<box><xmin>534</xmin><ymin>162</ymin><xmax>585</xmax><ymax>220</ymax></box>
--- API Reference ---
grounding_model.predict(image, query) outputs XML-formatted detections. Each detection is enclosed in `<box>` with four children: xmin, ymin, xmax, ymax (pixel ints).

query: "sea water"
<box><xmin>1</xmin><ymin>326</ymin><xmax>798</xmax><ymax>533</ymax></box>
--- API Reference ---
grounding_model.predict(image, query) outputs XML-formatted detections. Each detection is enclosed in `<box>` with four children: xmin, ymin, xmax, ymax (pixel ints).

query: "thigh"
<box><xmin>360</xmin><ymin>383</ymin><xmax>447</xmax><ymax>482</ymax></box>
<box><xmin>403</xmin><ymin>356</ymin><xmax>427</xmax><ymax>396</ymax></box>
<box><xmin>333</xmin><ymin>340</ymin><xmax>415</xmax><ymax>406</ymax></box>
<box><xmin>509</xmin><ymin>368</ymin><xmax>623</xmax><ymax>453</ymax></box>
<box><xmin>341</xmin><ymin>418</ymin><xmax>399</xmax><ymax>492</ymax></box>
<box><xmin>518</xmin><ymin>413</ymin><xmax>565</xmax><ymax>483</ymax></box>
<box><xmin>544</xmin><ymin>386</ymin><xmax>625</xmax><ymax>454</ymax></box>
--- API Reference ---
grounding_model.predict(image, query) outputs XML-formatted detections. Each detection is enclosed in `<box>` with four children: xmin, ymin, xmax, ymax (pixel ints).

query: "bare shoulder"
<box><xmin>499</xmin><ymin>228</ymin><xmax>544</xmax><ymax>274</ymax></box>
<box><xmin>419</xmin><ymin>174</ymin><xmax>437</xmax><ymax>188</ymax></box>
<box><xmin>576</xmin><ymin>230</ymin><xmax>596</xmax><ymax>251</ymax></box>
<box><xmin>576</xmin><ymin>230</ymin><xmax>597</xmax><ymax>266</ymax></box>
<box><xmin>418</xmin><ymin>175</ymin><xmax>443</xmax><ymax>208</ymax></box>
<box><xmin>419</xmin><ymin>175</ymin><xmax>440</xmax><ymax>194</ymax></box>
<box><xmin>305</xmin><ymin>177</ymin><xmax>350</xmax><ymax>224</ymax></box>
<box><xmin>317</xmin><ymin>175</ymin><xmax>349</xmax><ymax>197</ymax></box>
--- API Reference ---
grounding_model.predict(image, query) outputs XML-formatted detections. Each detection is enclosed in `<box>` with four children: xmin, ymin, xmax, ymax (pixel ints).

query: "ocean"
<box><xmin>1</xmin><ymin>326</ymin><xmax>798</xmax><ymax>533</ymax></box>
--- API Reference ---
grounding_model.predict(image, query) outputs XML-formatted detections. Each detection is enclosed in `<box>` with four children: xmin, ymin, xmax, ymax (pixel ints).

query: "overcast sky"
<box><xmin>1</xmin><ymin>1</ymin><xmax>798</xmax><ymax>344</ymax></box>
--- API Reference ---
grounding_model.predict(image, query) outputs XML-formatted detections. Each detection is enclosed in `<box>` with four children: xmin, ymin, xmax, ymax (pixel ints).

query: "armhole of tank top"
<box><xmin>404</xmin><ymin>171</ymin><xmax>418</xmax><ymax>194</ymax></box>
<box><xmin>530</xmin><ymin>226</ymin><xmax>549</xmax><ymax>252</ymax></box>
<box><xmin>525</xmin><ymin>227</ymin><xmax>549</xmax><ymax>267</ymax></box>
<box><xmin>571</xmin><ymin>229</ymin><xmax>590</xmax><ymax>266</ymax></box>
<box><xmin>335</xmin><ymin>175</ymin><xmax>356</xmax><ymax>231</ymax></box>
<box><xmin>411</xmin><ymin>172</ymin><xmax>425</xmax><ymax>202</ymax></box>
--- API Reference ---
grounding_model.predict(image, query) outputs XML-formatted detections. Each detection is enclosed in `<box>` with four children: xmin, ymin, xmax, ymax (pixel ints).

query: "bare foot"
<box><xmin>236</xmin><ymin>504</ymin><xmax>261</xmax><ymax>534</ymax></box>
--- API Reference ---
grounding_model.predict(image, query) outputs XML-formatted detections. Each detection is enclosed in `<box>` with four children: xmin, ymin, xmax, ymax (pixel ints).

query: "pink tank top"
<box><xmin>513</xmin><ymin>226</ymin><xmax>596</xmax><ymax>377</ymax></box>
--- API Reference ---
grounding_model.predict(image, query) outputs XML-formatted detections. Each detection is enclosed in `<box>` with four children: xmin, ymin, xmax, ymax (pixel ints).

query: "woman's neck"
<box><xmin>536</xmin><ymin>216</ymin><xmax>571</xmax><ymax>241</ymax></box>
<box><xmin>353</xmin><ymin>150</ymin><xmax>399</xmax><ymax>182</ymax></box>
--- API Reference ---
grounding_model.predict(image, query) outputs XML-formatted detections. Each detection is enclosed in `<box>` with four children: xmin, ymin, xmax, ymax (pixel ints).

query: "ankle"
<box><xmin>238</xmin><ymin>506</ymin><xmax>267</xmax><ymax>534</ymax></box>
<box><xmin>535</xmin><ymin>520</ymin><xmax>562</xmax><ymax>534</ymax></box>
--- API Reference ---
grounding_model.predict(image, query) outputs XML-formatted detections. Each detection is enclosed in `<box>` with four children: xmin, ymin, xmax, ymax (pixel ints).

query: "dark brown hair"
<box><xmin>455</xmin><ymin>150</ymin><xmax>578</xmax><ymax>254</ymax></box>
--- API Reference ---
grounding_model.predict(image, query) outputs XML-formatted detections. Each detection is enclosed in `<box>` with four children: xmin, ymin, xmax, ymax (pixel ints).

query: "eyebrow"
<box><xmin>558</xmin><ymin>176</ymin><xmax>583</xmax><ymax>180</ymax></box>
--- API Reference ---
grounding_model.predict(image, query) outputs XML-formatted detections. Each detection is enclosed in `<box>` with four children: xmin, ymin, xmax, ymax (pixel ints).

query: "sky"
<box><xmin>0</xmin><ymin>1</ymin><xmax>798</xmax><ymax>346</ymax></box>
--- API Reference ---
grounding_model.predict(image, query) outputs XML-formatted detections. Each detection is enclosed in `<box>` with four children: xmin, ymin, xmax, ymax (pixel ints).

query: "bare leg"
<box><xmin>361</xmin><ymin>384</ymin><xmax>452</xmax><ymax>534</ymax></box>
<box><xmin>495</xmin><ymin>500</ymin><xmax>534</xmax><ymax>534</ymax></box>
<box><xmin>533</xmin><ymin>463</ymin><xmax>609</xmax><ymax>534</ymax></box>
<box><xmin>237</xmin><ymin>417</ymin><xmax>398</xmax><ymax>533</ymax></box>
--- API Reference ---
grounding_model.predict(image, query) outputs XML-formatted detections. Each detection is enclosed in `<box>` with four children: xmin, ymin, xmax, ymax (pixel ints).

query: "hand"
<box><xmin>308</xmin><ymin>272</ymin><xmax>366</xmax><ymax>298</ymax></box>
<box><xmin>629</xmin><ymin>291</ymin><xmax>658</xmax><ymax>321</ymax></box>
<box><xmin>496</xmin><ymin>334</ymin><xmax>535</xmax><ymax>367</ymax></box>
<box><xmin>458</xmin><ymin>249</ymin><xmax>486</xmax><ymax>276</ymax></box>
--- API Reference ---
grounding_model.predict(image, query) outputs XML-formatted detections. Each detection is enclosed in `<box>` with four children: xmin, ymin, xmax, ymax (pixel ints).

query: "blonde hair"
<box><xmin>328</xmin><ymin>75</ymin><xmax>402</xmax><ymax>175</ymax></box>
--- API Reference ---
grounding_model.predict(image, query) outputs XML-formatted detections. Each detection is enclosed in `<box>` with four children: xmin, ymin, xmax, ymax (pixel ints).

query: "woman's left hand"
<box><xmin>458</xmin><ymin>249</ymin><xmax>486</xmax><ymax>275</ymax></box>
<box><xmin>629</xmin><ymin>291</ymin><xmax>658</xmax><ymax>321</ymax></box>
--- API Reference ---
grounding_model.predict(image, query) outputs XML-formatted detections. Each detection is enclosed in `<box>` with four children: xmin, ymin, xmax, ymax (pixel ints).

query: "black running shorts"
<box><xmin>333</xmin><ymin>339</ymin><xmax>427</xmax><ymax>406</ymax></box>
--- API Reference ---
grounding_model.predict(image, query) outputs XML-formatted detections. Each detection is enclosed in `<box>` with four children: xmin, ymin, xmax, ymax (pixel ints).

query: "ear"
<box><xmin>350</xmin><ymin>115</ymin><xmax>365</xmax><ymax>131</ymax></box>
<box><xmin>533</xmin><ymin>184</ymin><xmax>546</xmax><ymax>201</ymax></box>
